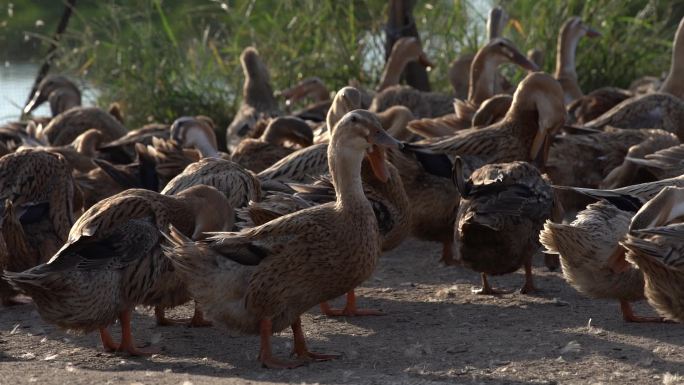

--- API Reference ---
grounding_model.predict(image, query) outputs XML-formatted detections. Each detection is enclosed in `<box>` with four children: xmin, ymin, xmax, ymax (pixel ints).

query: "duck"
<box><xmin>453</xmin><ymin>160</ymin><xmax>554</xmax><ymax>294</ymax></box>
<box><xmin>279</xmin><ymin>77</ymin><xmax>331</xmax><ymax>122</ymax></box>
<box><xmin>162</xmin><ymin>110</ymin><xmax>402</xmax><ymax>368</ymax></box>
<box><xmin>4</xmin><ymin>185</ymin><xmax>233</xmax><ymax>355</ymax></box>
<box><xmin>231</xmin><ymin>116</ymin><xmax>314</xmax><ymax>173</ymax></box>
<box><xmin>407</xmin><ymin>37</ymin><xmax>538</xmax><ymax>136</ymax></box>
<box><xmin>0</xmin><ymin>149</ymin><xmax>80</xmax><ymax>305</ymax></box>
<box><xmin>567</xmin><ymin>87</ymin><xmax>632</xmax><ymax>125</ymax></box>
<box><xmin>23</xmin><ymin>75</ymin><xmax>81</xmax><ymax>117</ymax></box>
<box><xmin>39</xmin><ymin>106</ymin><xmax>129</xmax><ymax>146</ymax></box>
<box><xmin>239</xmin><ymin>140</ymin><xmax>410</xmax><ymax>316</ymax></box>
<box><xmin>226</xmin><ymin>47</ymin><xmax>281</xmax><ymax>153</ymax></box>
<box><xmin>162</xmin><ymin>157</ymin><xmax>262</xmax><ymax>211</ymax></box>
<box><xmin>579</xmin><ymin>17</ymin><xmax>684</xmax><ymax>139</ymax></box>
<box><xmin>257</xmin><ymin>87</ymin><xmax>362</xmax><ymax>191</ymax></box>
<box><xmin>600</xmin><ymin>135</ymin><xmax>682</xmax><ymax>189</ymax></box>
<box><xmin>170</xmin><ymin>116</ymin><xmax>223</xmax><ymax>159</ymax></box>
<box><xmin>547</xmin><ymin>128</ymin><xmax>679</xmax><ymax>189</ymax></box>
<box><xmin>97</xmin><ymin>123</ymin><xmax>170</xmax><ymax>164</ymax></box>
<box><xmin>471</xmin><ymin>94</ymin><xmax>513</xmax><ymax>127</ymax></box>
<box><xmin>389</xmin><ymin>72</ymin><xmax>566</xmax><ymax>264</ymax></box>
<box><xmin>18</xmin><ymin>128</ymin><xmax>105</xmax><ymax>173</ymax></box>
<box><xmin>376</xmin><ymin>37</ymin><xmax>434</xmax><ymax>92</ymax></box>
<box><xmin>553</xmin><ymin>17</ymin><xmax>601</xmax><ymax>104</ymax></box>
<box><xmin>621</xmin><ymin>186</ymin><xmax>684</xmax><ymax>323</ymax></box>
<box><xmin>539</xmin><ymin>200</ymin><xmax>656</xmax><ymax>322</ymax></box>
<box><xmin>622</xmin><ymin>143</ymin><xmax>684</xmax><ymax>182</ymax></box>
<box><xmin>448</xmin><ymin>7</ymin><xmax>510</xmax><ymax>99</ymax></box>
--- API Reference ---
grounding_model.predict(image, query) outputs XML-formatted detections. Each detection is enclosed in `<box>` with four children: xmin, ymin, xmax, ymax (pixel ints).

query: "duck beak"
<box><xmin>367</xmin><ymin>129</ymin><xmax>402</xmax><ymax>183</ymax></box>
<box><xmin>512</xmin><ymin>50</ymin><xmax>539</xmax><ymax>72</ymax></box>
<box><xmin>418</xmin><ymin>52</ymin><xmax>435</xmax><ymax>69</ymax></box>
<box><xmin>279</xmin><ymin>83</ymin><xmax>307</xmax><ymax>104</ymax></box>
<box><xmin>529</xmin><ymin>126</ymin><xmax>548</xmax><ymax>163</ymax></box>
<box><xmin>23</xmin><ymin>91</ymin><xmax>45</xmax><ymax>115</ymax></box>
<box><xmin>585</xmin><ymin>27</ymin><xmax>601</xmax><ymax>38</ymax></box>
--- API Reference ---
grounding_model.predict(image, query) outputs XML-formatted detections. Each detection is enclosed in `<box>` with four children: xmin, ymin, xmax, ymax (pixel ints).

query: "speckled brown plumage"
<box><xmin>547</xmin><ymin>128</ymin><xmax>678</xmax><ymax>188</ymax></box>
<box><xmin>582</xmin><ymin>93</ymin><xmax>684</xmax><ymax>140</ymax></box>
<box><xmin>4</xmin><ymin>185</ymin><xmax>232</xmax><ymax>354</ymax></box>
<box><xmin>164</xmin><ymin>110</ymin><xmax>398</xmax><ymax>368</ymax></box>
<box><xmin>162</xmin><ymin>157</ymin><xmax>262</xmax><ymax>211</ymax></box>
<box><xmin>41</xmin><ymin>107</ymin><xmax>128</xmax><ymax>146</ymax></box>
<box><xmin>622</xmin><ymin>187</ymin><xmax>684</xmax><ymax>322</ymax></box>
<box><xmin>231</xmin><ymin>117</ymin><xmax>314</xmax><ymax>173</ymax></box>
<box><xmin>540</xmin><ymin>201</ymin><xmax>645</xmax><ymax>303</ymax></box>
<box><xmin>454</xmin><ymin>161</ymin><xmax>553</xmax><ymax>293</ymax></box>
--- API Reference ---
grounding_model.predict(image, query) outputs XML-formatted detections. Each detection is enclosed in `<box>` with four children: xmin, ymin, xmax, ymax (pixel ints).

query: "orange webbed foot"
<box><xmin>319</xmin><ymin>290</ymin><xmax>384</xmax><ymax>317</ymax></box>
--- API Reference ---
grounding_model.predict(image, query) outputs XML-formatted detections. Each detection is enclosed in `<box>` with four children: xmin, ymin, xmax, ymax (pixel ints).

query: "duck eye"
<box><xmin>351</xmin><ymin>115</ymin><xmax>358</xmax><ymax>123</ymax></box>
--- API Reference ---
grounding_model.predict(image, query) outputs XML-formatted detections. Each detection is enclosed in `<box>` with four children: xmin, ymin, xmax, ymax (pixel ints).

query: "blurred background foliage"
<box><xmin>1</xmin><ymin>0</ymin><xmax>683</xmax><ymax>129</ymax></box>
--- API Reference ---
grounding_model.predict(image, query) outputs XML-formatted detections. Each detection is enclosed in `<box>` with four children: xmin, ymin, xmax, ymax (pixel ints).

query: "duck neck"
<box><xmin>244</xmin><ymin>76</ymin><xmax>277</xmax><ymax>110</ymax></box>
<box><xmin>660</xmin><ymin>19</ymin><xmax>684</xmax><ymax>99</ymax></box>
<box><xmin>328</xmin><ymin>143</ymin><xmax>367</xmax><ymax>208</ymax></box>
<box><xmin>185</xmin><ymin>128</ymin><xmax>219</xmax><ymax>158</ymax></box>
<box><xmin>377</xmin><ymin>53</ymin><xmax>411</xmax><ymax>92</ymax></box>
<box><xmin>468</xmin><ymin>54</ymin><xmax>499</xmax><ymax>105</ymax></box>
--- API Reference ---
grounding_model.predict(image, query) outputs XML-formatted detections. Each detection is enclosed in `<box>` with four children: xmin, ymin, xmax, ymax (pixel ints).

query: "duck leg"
<box><xmin>188</xmin><ymin>302</ymin><xmax>212</xmax><ymax>327</ymax></box>
<box><xmin>291</xmin><ymin>317</ymin><xmax>340</xmax><ymax>361</ymax></box>
<box><xmin>520</xmin><ymin>258</ymin><xmax>538</xmax><ymax>294</ymax></box>
<box><xmin>620</xmin><ymin>300</ymin><xmax>673</xmax><ymax>323</ymax></box>
<box><xmin>258</xmin><ymin>318</ymin><xmax>305</xmax><ymax>369</ymax></box>
<box><xmin>99</xmin><ymin>327</ymin><xmax>119</xmax><ymax>352</ymax></box>
<box><xmin>319</xmin><ymin>290</ymin><xmax>384</xmax><ymax>316</ymax></box>
<box><xmin>439</xmin><ymin>240</ymin><xmax>457</xmax><ymax>265</ymax></box>
<box><xmin>472</xmin><ymin>273</ymin><xmax>513</xmax><ymax>295</ymax></box>
<box><xmin>116</xmin><ymin>309</ymin><xmax>159</xmax><ymax>356</ymax></box>
<box><xmin>155</xmin><ymin>302</ymin><xmax>212</xmax><ymax>327</ymax></box>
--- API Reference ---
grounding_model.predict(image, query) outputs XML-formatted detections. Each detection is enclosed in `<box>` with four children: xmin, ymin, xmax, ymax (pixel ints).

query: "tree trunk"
<box><xmin>385</xmin><ymin>0</ymin><xmax>430</xmax><ymax>91</ymax></box>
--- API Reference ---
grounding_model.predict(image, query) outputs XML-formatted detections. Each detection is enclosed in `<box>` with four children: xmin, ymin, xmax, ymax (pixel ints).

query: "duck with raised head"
<box><xmin>579</xmin><ymin>17</ymin><xmax>684</xmax><ymax>138</ymax></box>
<box><xmin>226</xmin><ymin>47</ymin><xmax>281</xmax><ymax>152</ymax></box>
<box><xmin>453</xmin><ymin>160</ymin><xmax>554</xmax><ymax>294</ymax></box>
<box><xmin>239</xmin><ymin>129</ymin><xmax>410</xmax><ymax>317</ymax></box>
<box><xmin>553</xmin><ymin>17</ymin><xmax>601</xmax><ymax>104</ymax></box>
<box><xmin>23</xmin><ymin>75</ymin><xmax>81</xmax><ymax>118</ymax></box>
<box><xmin>407</xmin><ymin>37</ymin><xmax>538</xmax><ymax>137</ymax></box>
<box><xmin>622</xmin><ymin>186</ymin><xmax>684</xmax><ymax>323</ymax></box>
<box><xmin>390</xmin><ymin>72</ymin><xmax>566</xmax><ymax>265</ymax></box>
<box><xmin>162</xmin><ymin>110</ymin><xmax>402</xmax><ymax>369</ymax></box>
<box><xmin>231</xmin><ymin>117</ymin><xmax>314</xmax><ymax>173</ymax></box>
<box><xmin>257</xmin><ymin>87</ymin><xmax>362</xmax><ymax>191</ymax></box>
<box><xmin>0</xmin><ymin>149</ymin><xmax>79</xmax><ymax>305</ymax></box>
<box><xmin>448</xmin><ymin>7</ymin><xmax>510</xmax><ymax>100</ymax></box>
<box><xmin>4</xmin><ymin>185</ymin><xmax>233</xmax><ymax>355</ymax></box>
<box><xmin>170</xmin><ymin>116</ymin><xmax>223</xmax><ymax>159</ymax></box>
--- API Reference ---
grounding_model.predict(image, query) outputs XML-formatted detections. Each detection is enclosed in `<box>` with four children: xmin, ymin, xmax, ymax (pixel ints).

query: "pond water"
<box><xmin>0</xmin><ymin>63</ymin><xmax>96</xmax><ymax>124</ymax></box>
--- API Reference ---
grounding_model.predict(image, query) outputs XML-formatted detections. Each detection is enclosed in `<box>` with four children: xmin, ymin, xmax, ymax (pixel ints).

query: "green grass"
<box><xmin>31</xmin><ymin>0</ymin><xmax>682</xmax><ymax>130</ymax></box>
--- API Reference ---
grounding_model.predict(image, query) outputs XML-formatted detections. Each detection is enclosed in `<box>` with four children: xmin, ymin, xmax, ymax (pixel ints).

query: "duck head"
<box><xmin>170</xmin><ymin>116</ymin><xmax>219</xmax><ymax>158</ymax></box>
<box><xmin>176</xmin><ymin>184</ymin><xmax>234</xmax><ymax>239</ymax></box>
<box><xmin>377</xmin><ymin>37</ymin><xmax>434</xmax><ymax>92</ymax></box>
<box><xmin>326</xmin><ymin>86</ymin><xmax>362</xmax><ymax>133</ymax></box>
<box><xmin>23</xmin><ymin>75</ymin><xmax>81</xmax><ymax>117</ymax></box>
<box><xmin>506</xmin><ymin>72</ymin><xmax>566</xmax><ymax>165</ymax></box>
<box><xmin>261</xmin><ymin>116</ymin><xmax>314</xmax><ymax>148</ymax></box>
<box><xmin>331</xmin><ymin>110</ymin><xmax>403</xmax><ymax>183</ymax></box>
<box><xmin>486</xmin><ymin>7</ymin><xmax>509</xmax><ymax>40</ymax></box>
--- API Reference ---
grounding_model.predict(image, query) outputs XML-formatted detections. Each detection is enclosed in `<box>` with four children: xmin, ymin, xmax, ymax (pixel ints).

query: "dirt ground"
<box><xmin>1</xmin><ymin>238</ymin><xmax>683</xmax><ymax>385</ymax></box>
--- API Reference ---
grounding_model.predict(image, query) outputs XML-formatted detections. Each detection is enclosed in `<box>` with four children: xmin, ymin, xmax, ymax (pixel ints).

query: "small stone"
<box><xmin>44</xmin><ymin>354</ymin><xmax>58</xmax><ymax>361</ymax></box>
<box><xmin>551</xmin><ymin>298</ymin><xmax>569</xmax><ymax>307</ymax></box>
<box><xmin>560</xmin><ymin>341</ymin><xmax>581</xmax><ymax>354</ymax></box>
<box><xmin>20</xmin><ymin>352</ymin><xmax>36</xmax><ymax>360</ymax></box>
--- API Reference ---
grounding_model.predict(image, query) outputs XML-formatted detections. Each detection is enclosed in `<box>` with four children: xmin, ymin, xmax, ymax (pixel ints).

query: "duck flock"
<box><xmin>2</xmin><ymin>8</ymin><xmax>684</xmax><ymax>369</ymax></box>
